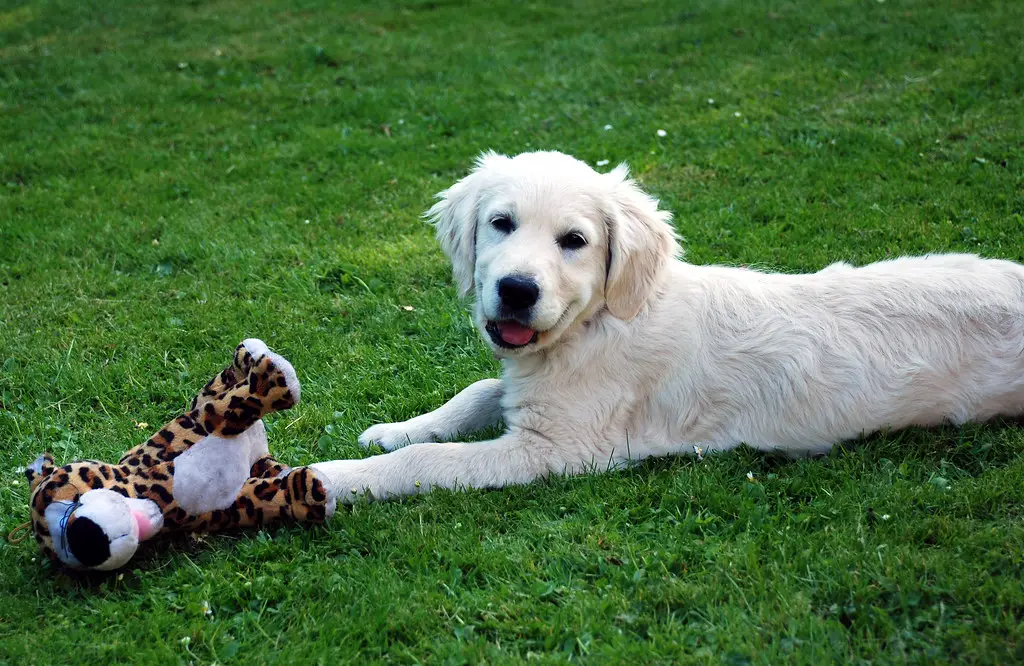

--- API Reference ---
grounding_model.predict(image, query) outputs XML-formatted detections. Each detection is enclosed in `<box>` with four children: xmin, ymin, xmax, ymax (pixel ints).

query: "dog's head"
<box><xmin>427</xmin><ymin>151</ymin><xmax>679</xmax><ymax>356</ymax></box>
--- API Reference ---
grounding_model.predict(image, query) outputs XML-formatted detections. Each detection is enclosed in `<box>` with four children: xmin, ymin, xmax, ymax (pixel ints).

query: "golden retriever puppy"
<box><xmin>311</xmin><ymin>151</ymin><xmax>1024</xmax><ymax>502</ymax></box>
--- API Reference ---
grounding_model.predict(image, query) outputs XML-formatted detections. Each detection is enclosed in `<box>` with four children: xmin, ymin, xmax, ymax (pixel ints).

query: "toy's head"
<box><xmin>52</xmin><ymin>489</ymin><xmax>164</xmax><ymax>570</ymax></box>
<box><xmin>26</xmin><ymin>456</ymin><xmax>163</xmax><ymax>571</ymax></box>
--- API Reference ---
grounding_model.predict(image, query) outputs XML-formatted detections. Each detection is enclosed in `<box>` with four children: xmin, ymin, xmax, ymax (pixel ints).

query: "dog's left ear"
<box><xmin>426</xmin><ymin>152</ymin><xmax>508</xmax><ymax>297</ymax></box>
<box><xmin>603</xmin><ymin>164</ymin><xmax>679</xmax><ymax>320</ymax></box>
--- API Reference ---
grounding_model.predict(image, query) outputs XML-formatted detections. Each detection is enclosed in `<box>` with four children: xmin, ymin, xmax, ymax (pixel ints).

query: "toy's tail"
<box><xmin>118</xmin><ymin>339</ymin><xmax>300</xmax><ymax>470</ymax></box>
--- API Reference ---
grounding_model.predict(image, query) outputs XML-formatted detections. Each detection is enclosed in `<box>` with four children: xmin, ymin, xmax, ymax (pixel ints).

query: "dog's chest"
<box><xmin>503</xmin><ymin>354</ymin><xmax>651</xmax><ymax>439</ymax></box>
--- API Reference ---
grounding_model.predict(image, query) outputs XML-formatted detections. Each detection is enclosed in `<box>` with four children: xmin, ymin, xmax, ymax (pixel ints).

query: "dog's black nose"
<box><xmin>497</xmin><ymin>276</ymin><xmax>540</xmax><ymax>310</ymax></box>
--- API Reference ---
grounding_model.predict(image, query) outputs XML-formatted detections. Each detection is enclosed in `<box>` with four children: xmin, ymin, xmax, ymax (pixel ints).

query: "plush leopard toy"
<box><xmin>24</xmin><ymin>339</ymin><xmax>337</xmax><ymax>571</ymax></box>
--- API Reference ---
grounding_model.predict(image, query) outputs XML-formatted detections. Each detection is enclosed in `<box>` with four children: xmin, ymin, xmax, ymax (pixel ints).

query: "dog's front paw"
<box><xmin>358</xmin><ymin>420</ymin><xmax>437</xmax><ymax>451</ymax></box>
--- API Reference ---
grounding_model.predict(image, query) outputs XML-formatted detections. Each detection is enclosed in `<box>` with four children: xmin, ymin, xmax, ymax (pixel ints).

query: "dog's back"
<box><xmin>665</xmin><ymin>254</ymin><xmax>1024</xmax><ymax>453</ymax></box>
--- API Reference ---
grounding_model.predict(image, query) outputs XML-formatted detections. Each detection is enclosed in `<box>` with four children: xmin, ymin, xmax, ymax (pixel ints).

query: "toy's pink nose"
<box><xmin>132</xmin><ymin>509</ymin><xmax>157</xmax><ymax>541</ymax></box>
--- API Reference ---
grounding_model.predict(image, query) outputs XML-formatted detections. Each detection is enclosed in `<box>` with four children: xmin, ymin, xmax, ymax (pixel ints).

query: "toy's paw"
<box><xmin>192</xmin><ymin>339</ymin><xmax>300</xmax><ymax>419</ymax></box>
<box><xmin>242</xmin><ymin>338</ymin><xmax>301</xmax><ymax>406</ymax></box>
<box><xmin>240</xmin><ymin>338</ymin><xmax>271</xmax><ymax>362</ymax></box>
<box><xmin>283</xmin><ymin>467</ymin><xmax>333</xmax><ymax>521</ymax></box>
<box><xmin>358</xmin><ymin>420</ymin><xmax>437</xmax><ymax>451</ymax></box>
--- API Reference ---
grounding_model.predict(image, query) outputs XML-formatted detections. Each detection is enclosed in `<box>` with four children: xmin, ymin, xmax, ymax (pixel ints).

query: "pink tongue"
<box><xmin>499</xmin><ymin>322</ymin><xmax>536</xmax><ymax>346</ymax></box>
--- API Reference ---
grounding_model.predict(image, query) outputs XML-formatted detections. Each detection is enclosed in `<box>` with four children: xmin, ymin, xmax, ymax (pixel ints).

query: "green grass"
<box><xmin>2</xmin><ymin>0</ymin><xmax>1023</xmax><ymax>662</ymax></box>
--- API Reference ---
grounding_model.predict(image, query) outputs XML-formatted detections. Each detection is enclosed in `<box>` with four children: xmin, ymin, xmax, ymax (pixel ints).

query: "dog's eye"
<box><xmin>558</xmin><ymin>232</ymin><xmax>588</xmax><ymax>251</ymax></box>
<box><xmin>490</xmin><ymin>215</ymin><xmax>515</xmax><ymax>234</ymax></box>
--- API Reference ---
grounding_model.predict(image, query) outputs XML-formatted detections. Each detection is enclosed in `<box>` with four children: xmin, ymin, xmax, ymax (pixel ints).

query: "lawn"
<box><xmin>1</xmin><ymin>0</ymin><xmax>1023</xmax><ymax>662</ymax></box>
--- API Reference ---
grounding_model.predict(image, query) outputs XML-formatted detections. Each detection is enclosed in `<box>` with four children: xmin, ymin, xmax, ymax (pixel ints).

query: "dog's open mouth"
<box><xmin>486</xmin><ymin>320</ymin><xmax>539</xmax><ymax>349</ymax></box>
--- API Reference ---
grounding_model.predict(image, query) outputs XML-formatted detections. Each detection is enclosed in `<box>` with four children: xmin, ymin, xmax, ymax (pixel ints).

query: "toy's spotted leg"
<box><xmin>189</xmin><ymin>340</ymin><xmax>267</xmax><ymax>413</ymax></box>
<box><xmin>193</xmin><ymin>349</ymin><xmax>300</xmax><ymax>437</ymax></box>
<box><xmin>118</xmin><ymin>339</ymin><xmax>300</xmax><ymax>473</ymax></box>
<box><xmin>185</xmin><ymin>467</ymin><xmax>332</xmax><ymax>533</ymax></box>
<box><xmin>118</xmin><ymin>412</ymin><xmax>213</xmax><ymax>472</ymax></box>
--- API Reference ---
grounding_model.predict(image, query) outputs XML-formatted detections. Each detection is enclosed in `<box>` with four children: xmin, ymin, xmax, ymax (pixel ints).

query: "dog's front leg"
<box><xmin>358</xmin><ymin>378</ymin><xmax>504</xmax><ymax>451</ymax></box>
<box><xmin>313</xmin><ymin>432</ymin><xmax>547</xmax><ymax>503</ymax></box>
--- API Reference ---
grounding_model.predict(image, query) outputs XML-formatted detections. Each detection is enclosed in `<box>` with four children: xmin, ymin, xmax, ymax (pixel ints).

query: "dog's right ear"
<box><xmin>426</xmin><ymin>152</ymin><xmax>507</xmax><ymax>297</ymax></box>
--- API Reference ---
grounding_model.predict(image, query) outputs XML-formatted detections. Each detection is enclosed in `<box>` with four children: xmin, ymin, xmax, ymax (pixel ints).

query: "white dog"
<box><xmin>312</xmin><ymin>150</ymin><xmax>1024</xmax><ymax>503</ymax></box>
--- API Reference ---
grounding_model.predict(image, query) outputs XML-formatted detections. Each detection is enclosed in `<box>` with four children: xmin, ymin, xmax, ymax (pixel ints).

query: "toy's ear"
<box><xmin>25</xmin><ymin>454</ymin><xmax>55</xmax><ymax>492</ymax></box>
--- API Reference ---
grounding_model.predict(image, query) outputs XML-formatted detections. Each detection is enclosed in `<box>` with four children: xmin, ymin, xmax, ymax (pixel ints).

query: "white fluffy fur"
<box><xmin>312</xmin><ymin>151</ymin><xmax>1024</xmax><ymax>503</ymax></box>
